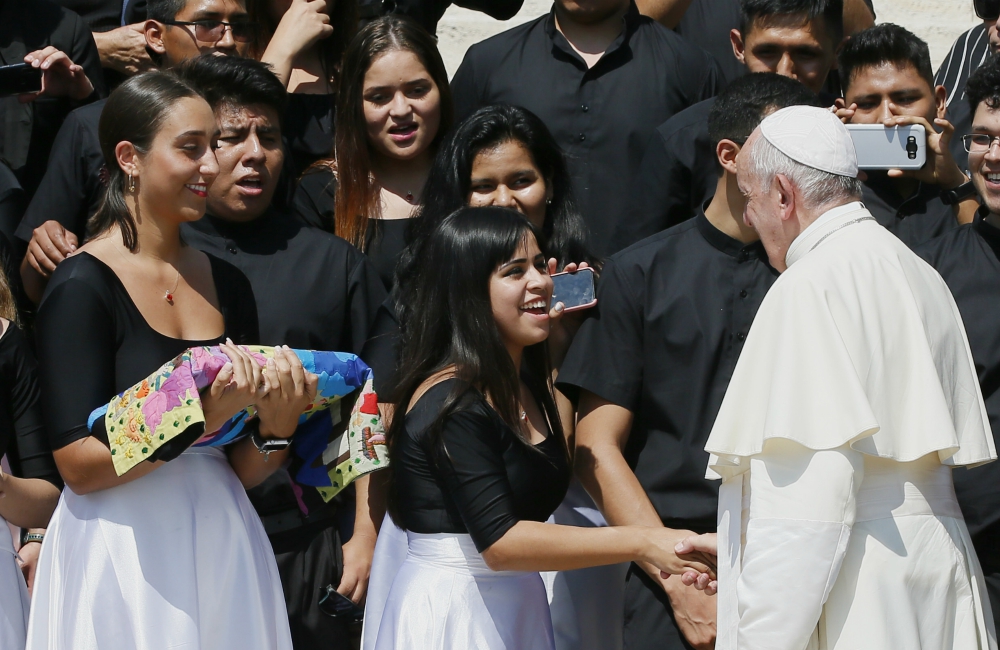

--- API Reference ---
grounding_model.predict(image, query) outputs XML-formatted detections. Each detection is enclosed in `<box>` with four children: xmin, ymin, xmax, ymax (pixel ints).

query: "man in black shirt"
<box><xmin>0</xmin><ymin>0</ymin><xmax>106</xmax><ymax>199</ymax></box>
<box><xmin>177</xmin><ymin>54</ymin><xmax>387</xmax><ymax>649</ymax></box>
<box><xmin>836</xmin><ymin>23</ymin><xmax>978</xmax><ymax>248</ymax></box>
<box><xmin>449</xmin><ymin>0</ymin><xmax>722</xmax><ymax>257</ymax></box>
<box><xmin>615</xmin><ymin>0</ymin><xmax>843</xmax><ymax>251</ymax></box>
<box><xmin>558</xmin><ymin>73</ymin><xmax>814</xmax><ymax>650</ymax></box>
<box><xmin>915</xmin><ymin>56</ymin><xmax>1000</xmax><ymax>630</ymax></box>
<box><xmin>17</xmin><ymin>0</ymin><xmax>252</xmax><ymax>304</ymax></box>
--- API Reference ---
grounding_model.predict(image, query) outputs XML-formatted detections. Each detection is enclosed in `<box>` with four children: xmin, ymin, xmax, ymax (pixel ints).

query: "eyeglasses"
<box><xmin>162</xmin><ymin>20</ymin><xmax>257</xmax><ymax>43</ymax></box>
<box><xmin>962</xmin><ymin>133</ymin><xmax>1000</xmax><ymax>153</ymax></box>
<box><xmin>975</xmin><ymin>0</ymin><xmax>1000</xmax><ymax>21</ymax></box>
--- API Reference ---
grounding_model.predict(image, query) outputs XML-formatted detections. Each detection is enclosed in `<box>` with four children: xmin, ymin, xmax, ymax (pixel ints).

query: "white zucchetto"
<box><xmin>758</xmin><ymin>105</ymin><xmax>859</xmax><ymax>178</ymax></box>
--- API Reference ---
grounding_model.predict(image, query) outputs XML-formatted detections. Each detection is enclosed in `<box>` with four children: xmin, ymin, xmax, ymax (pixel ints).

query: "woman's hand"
<box><xmin>676</xmin><ymin>533</ymin><xmax>719</xmax><ymax>595</ymax></box>
<box><xmin>202</xmin><ymin>339</ymin><xmax>264</xmax><ymax>433</ymax></box>
<box><xmin>255</xmin><ymin>346</ymin><xmax>319</xmax><ymax>439</ymax></box>
<box><xmin>546</xmin><ymin>259</ymin><xmax>590</xmax><ymax>369</ymax></box>
<box><xmin>641</xmin><ymin>527</ymin><xmax>717</xmax><ymax>581</ymax></box>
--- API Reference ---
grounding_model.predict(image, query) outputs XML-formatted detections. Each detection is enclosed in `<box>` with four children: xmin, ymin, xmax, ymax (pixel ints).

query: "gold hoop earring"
<box><xmin>127</xmin><ymin>173</ymin><xmax>136</xmax><ymax>193</ymax></box>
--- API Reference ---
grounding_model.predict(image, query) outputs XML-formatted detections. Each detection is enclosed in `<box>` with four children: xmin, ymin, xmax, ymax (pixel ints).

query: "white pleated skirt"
<box><xmin>0</xmin><ymin>514</ymin><xmax>29</xmax><ymax>649</ymax></box>
<box><xmin>371</xmin><ymin>531</ymin><xmax>555</xmax><ymax>650</ymax></box>
<box><xmin>25</xmin><ymin>447</ymin><xmax>292</xmax><ymax>650</ymax></box>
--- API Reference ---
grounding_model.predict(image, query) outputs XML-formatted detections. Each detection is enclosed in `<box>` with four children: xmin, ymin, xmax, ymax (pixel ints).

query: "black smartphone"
<box><xmin>0</xmin><ymin>63</ymin><xmax>42</xmax><ymax>96</ymax></box>
<box><xmin>318</xmin><ymin>584</ymin><xmax>364</xmax><ymax>623</ymax></box>
<box><xmin>551</xmin><ymin>267</ymin><xmax>597</xmax><ymax>312</ymax></box>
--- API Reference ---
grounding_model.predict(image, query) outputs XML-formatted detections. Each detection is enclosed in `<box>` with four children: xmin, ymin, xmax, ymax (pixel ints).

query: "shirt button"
<box><xmin>737</xmin><ymin>332</ymin><xmax>746</xmax><ymax>341</ymax></box>
<box><xmin>578</xmin><ymin>133</ymin><xmax>586</xmax><ymax>142</ymax></box>
<box><xmin>226</xmin><ymin>242</ymin><xmax>237</xmax><ymax>254</ymax></box>
<box><xmin>581</xmin><ymin>104</ymin><xmax>589</xmax><ymax>112</ymax></box>
<box><xmin>739</xmin><ymin>289</ymin><xmax>748</xmax><ymax>298</ymax></box>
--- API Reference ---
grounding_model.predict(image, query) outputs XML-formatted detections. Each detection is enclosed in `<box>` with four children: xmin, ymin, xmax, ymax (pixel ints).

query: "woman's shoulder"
<box><xmin>406</xmin><ymin>379</ymin><xmax>498</xmax><ymax>438</ymax></box>
<box><xmin>44</xmin><ymin>251</ymin><xmax>117</xmax><ymax>302</ymax></box>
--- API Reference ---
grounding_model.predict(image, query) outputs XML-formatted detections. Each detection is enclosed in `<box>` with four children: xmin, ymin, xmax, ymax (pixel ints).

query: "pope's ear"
<box><xmin>716</xmin><ymin>139</ymin><xmax>741</xmax><ymax>174</ymax></box>
<box><xmin>774</xmin><ymin>173</ymin><xmax>797</xmax><ymax>218</ymax></box>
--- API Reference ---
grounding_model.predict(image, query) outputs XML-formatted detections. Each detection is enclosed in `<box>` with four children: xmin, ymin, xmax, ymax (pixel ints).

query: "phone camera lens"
<box><xmin>906</xmin><ymin>135</ymin><xmax>918</xmax><ymax>160</ymax></box>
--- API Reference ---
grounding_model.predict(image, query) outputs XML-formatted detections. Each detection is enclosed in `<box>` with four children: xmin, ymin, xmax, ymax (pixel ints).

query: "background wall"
<box><xmin>435</xmin><ymin>0</ymin><xmax>983</xmax><ymax>78</ymax></box>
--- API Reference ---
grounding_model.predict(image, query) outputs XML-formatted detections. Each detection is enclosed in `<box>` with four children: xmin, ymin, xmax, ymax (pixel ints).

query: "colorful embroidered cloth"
<box><xmin>87</xmin><ymin>345</ymin><xmax>388</xmax><ymax>500</ymax></box>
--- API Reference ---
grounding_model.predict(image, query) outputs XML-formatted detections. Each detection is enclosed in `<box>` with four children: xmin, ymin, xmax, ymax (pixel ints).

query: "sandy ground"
<box><xmin>436</xmin><ymin>0</ymin><xmax>984</xmax><ymax>78</ymax></box>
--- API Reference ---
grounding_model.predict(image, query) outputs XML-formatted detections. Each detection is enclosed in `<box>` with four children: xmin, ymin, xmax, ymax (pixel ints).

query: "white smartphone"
<box><xmin>845</xmin><ymin>124</ymin><xmax>926</xmax><ymax>170</ymax></box>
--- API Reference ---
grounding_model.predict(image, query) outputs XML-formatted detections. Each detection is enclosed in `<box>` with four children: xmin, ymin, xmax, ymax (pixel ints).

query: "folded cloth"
<box><xmin>87</xmin><ymin>345</ymin><xmax>388</xmax><ymax>499</ymax></box>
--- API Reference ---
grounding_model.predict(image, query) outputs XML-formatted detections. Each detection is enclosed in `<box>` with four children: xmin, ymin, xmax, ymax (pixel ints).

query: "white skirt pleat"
<box><xmin>361</xmin><ymin>513</ymin><xmax>408</xmax><ymax>650</ymax></box>
<box><xmin>372</xmin><ymin>531</ymin><xmax>555</xmax><ymax>650</ymax></box>
<box><xmin>0</xmin><ymin>514</ymin><xmax>29</xmax><ymax>649</ymax></box>
<box><xmin>25</xmin><ymin>447</ymin><xmax>292</xmax><ymax>650</ymax></box>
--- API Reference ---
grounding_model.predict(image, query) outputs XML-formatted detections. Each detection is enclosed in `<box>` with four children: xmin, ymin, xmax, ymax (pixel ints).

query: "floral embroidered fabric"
<box><xmin>87</xmin><ymin>345</ymin><xmax>388</xmax><ymax>499</ymax></box>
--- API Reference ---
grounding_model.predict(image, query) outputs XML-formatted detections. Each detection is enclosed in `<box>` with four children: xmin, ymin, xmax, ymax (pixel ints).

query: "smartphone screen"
<box><xmin>552</xmin><ymin>268</ymin><xmax>596</xmax><ymax>312</ymax></box>
<box><xmin>0</xmin><ymin>63</ymin><xmax>42</xmax><ymax>97</ymax></box>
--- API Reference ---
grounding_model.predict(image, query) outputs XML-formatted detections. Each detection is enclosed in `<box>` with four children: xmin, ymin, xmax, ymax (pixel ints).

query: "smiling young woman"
<box><xmin>25</xmin><ymin>71</ymin><xmax>297</xmax><ymax>650</ymax></box>
<box><xmin>292</xmin><ymin>15</ymin><xmax>453</xmax><ymax>290</ymax></box>
<box><xmin>362</xmin><ymin>207</ymin><xmax>715</xmax><ymax>649</ymax></box>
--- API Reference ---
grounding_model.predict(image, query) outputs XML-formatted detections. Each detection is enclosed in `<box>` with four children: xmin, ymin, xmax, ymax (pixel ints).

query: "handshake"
<box><xmin>669</xmin><ymin>533</ymin><xmax>719</xmax><ymax>596</ymax></box>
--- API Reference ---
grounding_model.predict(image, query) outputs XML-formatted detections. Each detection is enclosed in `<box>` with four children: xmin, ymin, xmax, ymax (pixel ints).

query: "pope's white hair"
<box><xmin>744</xmin><ymin>134</ymin><xmax>863</xmax><ymax>208</ymax></box>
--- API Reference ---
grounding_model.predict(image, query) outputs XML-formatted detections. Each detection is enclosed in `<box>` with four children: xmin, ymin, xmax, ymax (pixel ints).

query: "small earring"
<box><xmin>546</xmin><ymin>198</ymin><xmax>552</xmax><ymax>205</ymax></box>
<box><xmin>127</xmin><ymin>173</ymin><xmax>136</xmax><ymax>193</ymax></box>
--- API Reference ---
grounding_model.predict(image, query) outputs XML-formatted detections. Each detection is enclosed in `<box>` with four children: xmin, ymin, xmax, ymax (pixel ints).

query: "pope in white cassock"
<box><xmin>691</xmin><ymin>105</ymin><xmax>999</xmax><ymax>650</ymax></box>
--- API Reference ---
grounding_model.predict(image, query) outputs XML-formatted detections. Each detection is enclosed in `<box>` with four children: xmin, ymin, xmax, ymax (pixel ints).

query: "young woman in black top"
<box><xmin>26</xmin><ymin>71</ymin><xmax>312</xmax><ymax>649</ymax></box>
<box><xmin>0</xmin><ymin>264</ymin><xmax>60</xmax><ymax>648</ymax></box>
<box><xmin>365</xmin><ymin>207</ymin><xmax>713</xmax><ymax>649</ymax></box>
<box><xmin>293</xmin><ymin>16</ymin><xmax>453</xmax><ymax>290</ymax></box>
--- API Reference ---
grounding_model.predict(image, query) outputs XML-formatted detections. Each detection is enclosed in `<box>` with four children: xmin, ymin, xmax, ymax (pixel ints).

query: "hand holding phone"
<box><xmin>0</xmin><ymin>63</ymin><xmax>41</xmax><ymax>97</ymax></box>
<box><xmin>845</xmin><ymin>124</ymin><xmax>927</xmax><ymax>170</ymax></box>
<box><xmin>16</xmin><ymin>47</ymin><xmax>95</xmax><ymax>103</ymax></box>
<box><xmin>551</xmin><ymin>267</ymin><xmax>597</xmax><ymax>313</ymax></box>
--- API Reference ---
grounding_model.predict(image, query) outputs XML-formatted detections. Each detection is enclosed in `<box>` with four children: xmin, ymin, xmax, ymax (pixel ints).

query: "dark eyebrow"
<box><xmin>501</xmin><ymin>258</ymin><xmax>529</xmax><ymax>269</ymax></box>
<box><xmin>176</xmin><ymin>130</ymin><xmax>207</xmax><ymax>138</ymax></box>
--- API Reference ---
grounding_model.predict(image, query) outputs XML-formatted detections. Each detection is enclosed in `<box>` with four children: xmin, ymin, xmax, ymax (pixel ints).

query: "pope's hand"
<box><xmin>676</xmin><ymin>533</ymin><xmax>719</xmax><ymax>595</ymax></box>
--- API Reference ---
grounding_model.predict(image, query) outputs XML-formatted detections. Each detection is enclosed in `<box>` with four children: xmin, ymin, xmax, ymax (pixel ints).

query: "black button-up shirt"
<box><xmin>862</xmin><ymin>172</ymin><xmax>958</xmax><ymax>248</ymax></box>
<box><xmin>917</xmin><ymin>212</ymin><xmax>1000</xmax><ymax>582</ymax></box>
<box><xmin>557</xmin><ymin>211</ymin><xmax>777</xmax><ymax>527</ymax></box>
<box><xmin>450</xmin><ymin>2</ymin><xmax>722</xmax><ymax>257</ymax></box>
<box><xmin>614</xmin><ymin>97</ymin><xmax>717</xmax><ymax>251</ymax></box>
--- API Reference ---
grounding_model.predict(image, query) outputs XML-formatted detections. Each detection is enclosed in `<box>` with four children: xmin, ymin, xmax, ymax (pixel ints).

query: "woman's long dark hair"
<box><xmin>247</xmin><ymin>0</ymin><xmax>358</xmax><ymax>88</ymax></box>
<box><xmin>413</xmin><ymin>104</ymin><xmax>597</xmax><ymax>271</ymax></box>
<box><xmin>88</xmin><ymin>71</ymin><xmax>203</xmax><ymax>252</ymax></box>
<box><xmin>387</xmin><ymin>207</ymin><xmax>566</xmax><ymax>522</ymax></box>
<box><xmin>321</xmin><ymin>15</ymin><xmax>453</xmax><ymax>249</ymax></box>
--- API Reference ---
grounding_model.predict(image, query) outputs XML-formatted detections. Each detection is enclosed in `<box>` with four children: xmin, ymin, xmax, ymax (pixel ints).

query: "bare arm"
<box><xmin>481</xmin><ymin>519</ymin><xmax>713</xmax><ymax>575</ymax></box>
<box><xmin>0</xmin><ymin>474</ymin><xmax>61</xmax><ymax>529</ymax></box>
<box><xmin>575</xmin><ymin>390</ymin><xmax>717</xmax><ymax>650</ymax></box>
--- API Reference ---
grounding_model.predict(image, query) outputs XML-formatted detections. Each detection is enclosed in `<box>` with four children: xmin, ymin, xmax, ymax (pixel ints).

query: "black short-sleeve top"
<box><xmin>392</xmin><ymin>379</ymin><xmax>571</xmax><ymax>552</ymax></box>
<box><xmin>0</xmin><ymin>323</ymin><xmax>62</xmax><ymax>487</ymax></box>
<box><xmin>35</xmin><ymin>251</ymin><xmax>259</xmax><ymax>451</ymax></box>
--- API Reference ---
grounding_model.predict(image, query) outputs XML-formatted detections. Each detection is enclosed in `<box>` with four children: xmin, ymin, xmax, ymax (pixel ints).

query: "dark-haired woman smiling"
<box><xmin>25</xmin><ymin>71</ymin><xmax>302</xmax><ymax>649</ymax></box>
<box><xmin>368</xmin><ymin>207</ymin><xmax>712</xmax><ymax>649</ymax></box>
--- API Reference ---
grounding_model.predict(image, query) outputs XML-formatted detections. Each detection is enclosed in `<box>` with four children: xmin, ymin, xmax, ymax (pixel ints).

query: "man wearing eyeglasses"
<box><xmin>834</xmin><ymin>23</ymin><xmax>980</xmax><ymax>249</ymax></box>
<box><xmin>16</xmin><ymin>0</ymin><xmax>253</xmax><ymax>304</ymax></box>
<box><xmin>917</xmin><ymin>55</ymin><xmax>1000</xmax><ymax>631</ymax></box>
<box><xmin>935</xmin><ymin>0</ymin><xmax>999</xmax><ymax>172</ymax></box>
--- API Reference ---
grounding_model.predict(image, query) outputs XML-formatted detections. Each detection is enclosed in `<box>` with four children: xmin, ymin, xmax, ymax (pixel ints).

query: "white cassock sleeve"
<box><xmin>737</xmin><ymin>438</ymin><xmax>865</xmax><ymax>650</ymax></box>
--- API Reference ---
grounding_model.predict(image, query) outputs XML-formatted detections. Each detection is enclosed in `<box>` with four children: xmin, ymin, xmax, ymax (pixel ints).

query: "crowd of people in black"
<box><xmin>2</xmin><ymin>0</ymin><xmax>1000</xmax><ymax>648</ymax></box>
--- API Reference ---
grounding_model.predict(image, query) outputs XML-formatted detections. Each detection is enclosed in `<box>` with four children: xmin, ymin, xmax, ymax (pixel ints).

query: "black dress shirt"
<box><xmin>917</xmin><ymin>212</ymin><xmax>1000</xmax><ymax>585</ymax></box>
<box><xmin>180</xmin><ymin>211</ymin><xmax>386</xmax><ymax>355</ymax></box>
<box><xmin>55</xmin><ymin>0</ymin><xmax>146</xmax><ymax>32</ymax></box>
<box><xmin>674</xmin><ymin>0</ymin><xmax>743</xmax><ymax>84</ymax></box>
<box><xmin>862</xmin><ymin>172</ymin><xmax>958</xmax><ymax>249</ymax></box>
<box><xmin>450</xmin><ymin>2</ymin><xmax>722</xmax><ymax>256</ymax></box>
<box><xmin>0</xmin><ymin>0</ymin><xmax>105</xmax><ymax>197</ymax></box>
<box><xmin>935</xmin><ymin>23</ymin><xmax>990</xmax><ymax>173</ymax></box>
<box><xmin>16</xmin><ymin>98</ymin><xmax>105</xmax><ymax>247</ymax></box>
<box><xmin>557</xmin><ymin>211</ymin><xmax>777</xmax><ymax>527</ymax></box>
<box><xmin>0</xmin><ymin>162</ymin><xmax>25</xmax><ymax>252</ymax></box>
<box><xmin>614</xmin><ymin>97</ymin><xmax>717</xmax><ymax>251</ymax></box>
